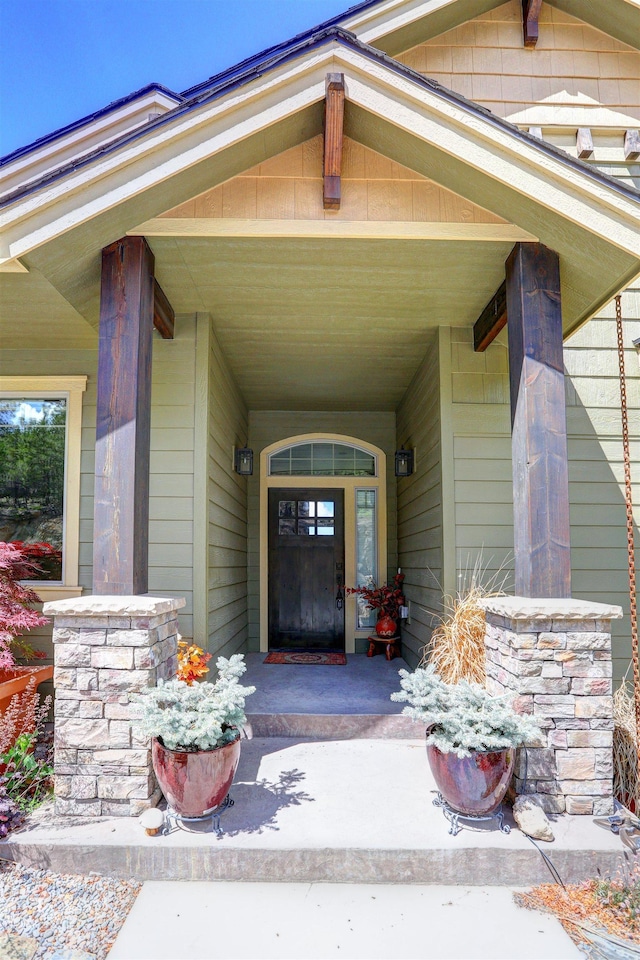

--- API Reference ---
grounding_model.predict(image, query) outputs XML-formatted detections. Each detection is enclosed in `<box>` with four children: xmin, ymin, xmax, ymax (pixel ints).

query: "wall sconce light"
<box><xmin>395</xmin><ymin>448</ymin><xmax>414</xmax><ymax>477</ymax></box>
<box><xmin>234</xmin><ymin>447</ymin><xmax>254</xmax><ymax>476</ymax></box>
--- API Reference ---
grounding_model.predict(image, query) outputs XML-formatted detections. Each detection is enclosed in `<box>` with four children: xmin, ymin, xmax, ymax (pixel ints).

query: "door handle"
<box><xmin>335</xmin><ymin>561</ymin><xmax>344</xmax><ymax>610</ymax></box>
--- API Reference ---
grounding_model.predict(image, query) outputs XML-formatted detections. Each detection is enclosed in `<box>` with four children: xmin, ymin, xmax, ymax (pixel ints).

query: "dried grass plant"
<box><xmin>0</xmin><ymin>677</ymin><xmax>51</xmax><ymax>755</ymax></box>
<box><xmin>420</xmin><ymin>557</ymin><xmax>511</xmax><ymax>686</ymax></box>
<box><xmin>613</xmin><ymin>679</ymin><xmax>639</xmax><ymax>812</ymax></box>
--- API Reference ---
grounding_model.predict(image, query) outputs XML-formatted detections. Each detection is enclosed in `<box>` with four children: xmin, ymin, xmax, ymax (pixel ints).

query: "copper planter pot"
<box><xmin>375</xmin><ymin>615</ymin><xmax>397</xmax><ymax>638</ymax></box>
<box><xmin>426</xmin><ymin>741</ymin><xmax>515</xmax><ymax>817</ymax></box>
<box><xmin>152</xmin><ymin>733</ymin><xmax>241</xmax><ymax>818</ymax></box>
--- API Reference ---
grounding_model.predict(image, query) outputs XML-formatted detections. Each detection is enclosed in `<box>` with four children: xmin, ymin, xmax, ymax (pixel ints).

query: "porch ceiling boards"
<box><xmin>148</xmin><ymin>235</ymin><xmax>511</xmax><ymax>410</ymax></box>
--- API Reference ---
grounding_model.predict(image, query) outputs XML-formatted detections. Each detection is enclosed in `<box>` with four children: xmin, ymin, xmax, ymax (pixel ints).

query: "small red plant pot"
<box><xmin>376</xmin><ymin>615</ymin><xmax>397</xmax><ymax>638</ymax></box>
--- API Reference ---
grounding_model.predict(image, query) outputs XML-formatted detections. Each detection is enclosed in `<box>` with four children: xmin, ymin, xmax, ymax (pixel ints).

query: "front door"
<box><xmin>268</xmin><ymin>488</ymin><xmax>345</xmax><ymax>650</ymax></box>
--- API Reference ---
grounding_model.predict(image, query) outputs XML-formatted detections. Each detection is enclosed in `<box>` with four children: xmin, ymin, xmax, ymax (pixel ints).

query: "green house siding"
<box><xmin>396</xmin><ymin>332</ymin><xmax>443</xmax><ymax>669</ymax></box>
<box><xmin>443</xmin><ymin>281</ymin><xmax>640</xmax><ymax>683</ymax></box>
<box><xmin>199</xmin><ymin>315</ymin><xmax>249</xmax><ymax>658</ymax></box>
<box><xmin>246</xmin><ymin>411</ymin><xmax>398</xmax><ymax>652</ymax></box>
<box><xmin>0</xmin><ymin>318</ymin><xmax>199</xmax><ymax>649</ymax></box>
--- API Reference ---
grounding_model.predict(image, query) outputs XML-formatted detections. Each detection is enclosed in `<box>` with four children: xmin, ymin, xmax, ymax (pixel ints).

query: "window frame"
<box><xmin>0</xmin><ymin>375</ymin><xmax>87</xmax><ymax>600</ymax></box>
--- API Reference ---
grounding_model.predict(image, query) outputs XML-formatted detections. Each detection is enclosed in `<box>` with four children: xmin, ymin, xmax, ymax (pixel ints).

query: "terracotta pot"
<box><xmin>426</xmin><ymin>741</ymin><xmax>515</xmax><ymax>817</ymax></box>
<box><xmin>152</xmin><ymin>733</ymin><xmax>241</xmax><ymax>818</ymax></box>
<box><xmin>0</xmin><ymin>665</ymin><xmax>54</xmax><ymax>727</ymax></box>
<box><xmin>376</xmin><ymin>614</ymin><xmax>397</xmax><ymax>638</ymax></box>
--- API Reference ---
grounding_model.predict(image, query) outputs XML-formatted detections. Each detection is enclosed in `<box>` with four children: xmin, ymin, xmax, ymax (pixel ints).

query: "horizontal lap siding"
<box><xmin>207</xmin><ymin>325</ymin><xmax>248</xmax><ymax>659</ymax></box>
<box><xmin>396</xmin><ymin>335</ymin><xmax>442</xmax><ymax>668</ymax></box>
<box><xmin>447</xmin><ymin>290</ymin><xmax>640</xmax><ymax>682</ymax></box>
<box><xmin>0</xmin><ymin>323</ymin><xmax>198</xmax><ymax>646</ymax></box>
<box><xmin>565</xmin><ymin>296</ymin><xmax>639</xmax><ymax>682</ymax></box>
<box><xmin>147</xmin><ymin>317</ymin><xmax>197</xmax><ymax>637</ymax></box>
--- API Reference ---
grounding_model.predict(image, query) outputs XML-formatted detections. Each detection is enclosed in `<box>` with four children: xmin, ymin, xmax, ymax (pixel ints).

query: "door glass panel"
<box><xmin>317</xmin><ymin>501</ymin><xmax>334</xmax><ymax>518</ymax></box>
<box><xmin>279</xmin><ymin>519</ymin><xmax>296</xmax><ymax>535</ymax></box>
<box><xmin>297</xmin><ymin>519</ymin><xmax>315</xmax><ymax>535</ymax></box>
<box><xmin>298</xmin><ymin>501</ymin><xmax>315</xmax><ymax>517</ymax></box>
<box><xmin>356</xmin><ymin>489</ymin><xmax>377</xmax><ymax>629</ymax></box>
<box><xmin>278</xmin><ymin>500</ymin><xmax>296</xmax><ymax>517</ymax></box>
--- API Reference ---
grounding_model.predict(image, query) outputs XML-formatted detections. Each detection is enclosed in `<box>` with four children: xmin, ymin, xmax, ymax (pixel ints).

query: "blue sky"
<box><xmin>0</xmin><ymin>0</ymin><xmax>352</xmax><ymax>158</ymax></box>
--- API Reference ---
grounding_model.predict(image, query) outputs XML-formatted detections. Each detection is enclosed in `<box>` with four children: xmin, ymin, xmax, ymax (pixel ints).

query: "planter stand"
<box><xmin>165</xmin><ymin>794</ymin><xmax>234</xmax><ymax>836</ymax></box>
<box><xmin>433</xmin><ymin>793</ymin><xmax>511</xmax><ymax>837</ymax></box>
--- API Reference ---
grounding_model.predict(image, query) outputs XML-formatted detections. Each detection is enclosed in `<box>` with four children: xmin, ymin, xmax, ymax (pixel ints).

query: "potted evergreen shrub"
<box><xmin>133</xmin><ymin>654</ymin><xmax>255</xmax><ymax>818</ymax></box>
<box><xmin>391</xmin><ymin>665</ymin><xmax>541</xmax><ymax>816</ymax></box>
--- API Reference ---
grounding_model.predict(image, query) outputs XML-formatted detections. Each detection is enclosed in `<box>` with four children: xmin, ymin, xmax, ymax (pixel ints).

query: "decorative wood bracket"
<box><xmin>473</xmin><ymin>281</ymin><xmax>507</xmax><ymax>352</ymax></box>
<box><xmin>624</xmin><ymin>129</ymin><xmax>640</xmax><ymax>161</ymax></box>
<box><xmin>153</xmin><ymin>278</ymin><xmax>175</xmax><ymax>339</ymax></box>
<box><xmin>324</xmin><ymin>73</ymin><xmax>345</xmax><ymax>210</ymax></box>
<box><xmin>576</xmin><ymin>128</ymin><xmax>594</xmax><ymax>159</ymax></box>
<box><xmin>522</xmin><ymin>0</ymin><xmax>543</xmax><ymax>48</ymax></box>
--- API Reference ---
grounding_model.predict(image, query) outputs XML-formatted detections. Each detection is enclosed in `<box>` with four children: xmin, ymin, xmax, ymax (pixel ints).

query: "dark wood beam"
<box><xmin>506</xmin><ymin>241</ymin><xmax>571</xmax><ymax>599</ymax></box>
<box><xmin>323</xmin><ymin>73</ymin><xmax>345</xmax><ymax>210</ymax></box>
<box><xmin>522</xmin><ymin>0</ymin><xmax>543</xmax><ymax>47</ymax></box>
<box><xmin>93</xmin><ymin>236</ymin><xmax>154</xmax><ymax>595</ymax></box>
<box><xmin>153</xmin><ymin>278</ymin><xmax>175</xmax><ymax>339</ymax></box>
<box><xmin>473</xmin><ymin>281</ymin><xmax>507</xmax><ymax>352</ymax></box>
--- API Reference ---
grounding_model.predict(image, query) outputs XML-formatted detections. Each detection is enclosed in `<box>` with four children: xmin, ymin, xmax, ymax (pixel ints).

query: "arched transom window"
<box><xmin>268</xmin><ymin>441</ymin><xmax>377</xmax><ymax>477</ymax></box>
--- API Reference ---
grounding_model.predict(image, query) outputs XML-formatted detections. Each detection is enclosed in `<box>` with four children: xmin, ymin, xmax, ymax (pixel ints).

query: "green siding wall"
<box><xmin>396</xmin><ymin>332</ymin><xmax>443</xmax><ymax>668</ymax></box>
<box><xmin>247</xmin><ymin>411</ymin><xmax>398</xmax><ymax>651</ymax></box>
<box><xmin>201</xmin><ymin>317</ymin><xmax>249</xmax><ymax>658</ymax></box>
<box><xmin>1</xmin><ymin>316</ymin><xmax>199</xmax><ymax>651</ymax></box>
<box><xmin>444</xmin><ymin>283</ymin><xmax>640</xmax><ymax>682</ymax></box>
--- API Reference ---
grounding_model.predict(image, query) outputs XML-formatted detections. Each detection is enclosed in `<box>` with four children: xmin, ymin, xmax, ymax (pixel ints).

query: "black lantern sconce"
<box><xmin>234</xmin><ymin>446</ymin><xmax>254</xmax><ymax>476</ymax></box>
<box><xmin>395</xmin><ymin>447</ymin><xmax>414</xmax><ymax>478</ymax></box>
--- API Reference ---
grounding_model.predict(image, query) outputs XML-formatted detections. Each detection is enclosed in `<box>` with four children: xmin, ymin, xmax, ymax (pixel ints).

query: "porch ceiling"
<box><xmin>150</xmin><ymin>235</ymin><xmax>512</xmax><ymax>410</ymax></box>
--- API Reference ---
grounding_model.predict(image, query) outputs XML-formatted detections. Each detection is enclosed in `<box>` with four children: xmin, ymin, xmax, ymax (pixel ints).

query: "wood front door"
<box><xmin>268</xmin><ymin>488</ymin><xmax>345</xmax><ymax>650</ymax></box>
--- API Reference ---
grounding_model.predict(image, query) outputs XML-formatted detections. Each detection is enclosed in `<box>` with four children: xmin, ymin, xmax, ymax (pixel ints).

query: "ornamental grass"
<box><xmin>516</xmin><ymin>856</ymin><xmax>640</xmax><ymax>948</ymax></box>
<box><xmin>421</xmin><ymin>558</ymin><xmax>511</xmax><ymax>685</ymax></box>
<box><xmin>613</xmin><ymin>679</ymin><xmax>639</xmax><ymax>813</ymax></box>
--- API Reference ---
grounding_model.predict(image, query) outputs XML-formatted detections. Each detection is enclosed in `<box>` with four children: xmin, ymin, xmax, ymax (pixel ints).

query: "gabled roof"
<box><xmin>2</xmin><ymin>26</ymin><xmax>638</xmax><ymax>211</ymax></box>
<box><xmin>2</xmin><ymin>0</ymin><xmax>638</xmax><ymax>190</ymax></box>
<box><xmin>0</xmin><ymin>2</ymin><xmax>638</xmax><ymax>342</ymax></box>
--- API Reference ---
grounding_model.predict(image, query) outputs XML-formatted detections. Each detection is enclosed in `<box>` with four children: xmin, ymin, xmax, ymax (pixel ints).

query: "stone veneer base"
<box><xmin>44</xmin><ymin>595</ymin><xmax>185</xmax><ymax>817</ymax></box>
<box><xmin>480</xmin><ymin>596</ymin><xmax>622</xmax><ymax>815</ymax></box>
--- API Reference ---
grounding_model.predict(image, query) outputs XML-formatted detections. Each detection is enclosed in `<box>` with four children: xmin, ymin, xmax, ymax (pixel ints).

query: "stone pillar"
<box><xmin>43</xmin><ymin>596</ymin><xmax>185</xmax><ymax>817</ymax></box>
<box><xmin>481</xmin><ymin>597</ymin><xmax>622</xmax><ymax>816</ymax></box>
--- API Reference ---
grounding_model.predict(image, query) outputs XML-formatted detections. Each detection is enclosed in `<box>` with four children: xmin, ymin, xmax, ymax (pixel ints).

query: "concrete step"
<box><xmin>4</xmin><ymin>737</ymin><xmax>625</xmax><ymax>885</ymax></box>
<box><xmin>246</xmin><ymin>712</ymin><xmax>417</xmax><ymax>739</ymax></box>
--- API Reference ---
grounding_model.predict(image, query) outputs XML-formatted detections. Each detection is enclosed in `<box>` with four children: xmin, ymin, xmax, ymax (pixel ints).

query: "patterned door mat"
<box><xmin>264</xmin><ymin>651</ymin><xmax>347</xmax><ymax>665</ymax></box>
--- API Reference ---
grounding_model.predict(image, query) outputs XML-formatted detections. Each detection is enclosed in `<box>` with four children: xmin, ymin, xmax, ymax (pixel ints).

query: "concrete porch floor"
<box><xmin>1</xmin><ymin>654</ymin><xmax>626</xmax><ymax>888</ymax></box>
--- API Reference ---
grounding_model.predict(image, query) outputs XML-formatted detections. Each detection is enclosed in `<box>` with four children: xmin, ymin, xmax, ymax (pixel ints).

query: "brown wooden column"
<box><xmin>506</xmin><ymin>242</ymin><xmax>571</xmax><ymax>598</ymax></box>
<box><xmin>93</xmin><ymin>236</ymin><xmax>154</xmax><ymax>595</ymax></box>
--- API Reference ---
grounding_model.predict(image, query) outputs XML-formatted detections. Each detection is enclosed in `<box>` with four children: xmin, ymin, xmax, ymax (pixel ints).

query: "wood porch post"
<box><xmin>506</xmin><ymin>242</ymin><xmax>571</xmax><ymax>598</ymax></box>
<box><xmin>93</xmin><ymin>236</ymin><xmax>154</xmax><ymax>595</ymax></box>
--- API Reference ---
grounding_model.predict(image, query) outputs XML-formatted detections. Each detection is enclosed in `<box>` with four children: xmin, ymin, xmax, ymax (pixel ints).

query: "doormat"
<box><xmin>264</xmin><ymin>651</ymin><xmax>347</xmax><ymax>665</ymax></box>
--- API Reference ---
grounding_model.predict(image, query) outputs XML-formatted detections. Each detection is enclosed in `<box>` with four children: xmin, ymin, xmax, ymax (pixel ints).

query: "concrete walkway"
<box><xmin>108</xmin><ymin>881</ymin><xmax>582</xmax><ymax>959</ymax></box>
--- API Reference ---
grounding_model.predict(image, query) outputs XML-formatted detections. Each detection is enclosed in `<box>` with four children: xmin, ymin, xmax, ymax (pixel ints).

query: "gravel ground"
<box><xmin>0</xmin><ymin>861</ymin><xmax>142</xmax><ymax>960</ymax></box>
